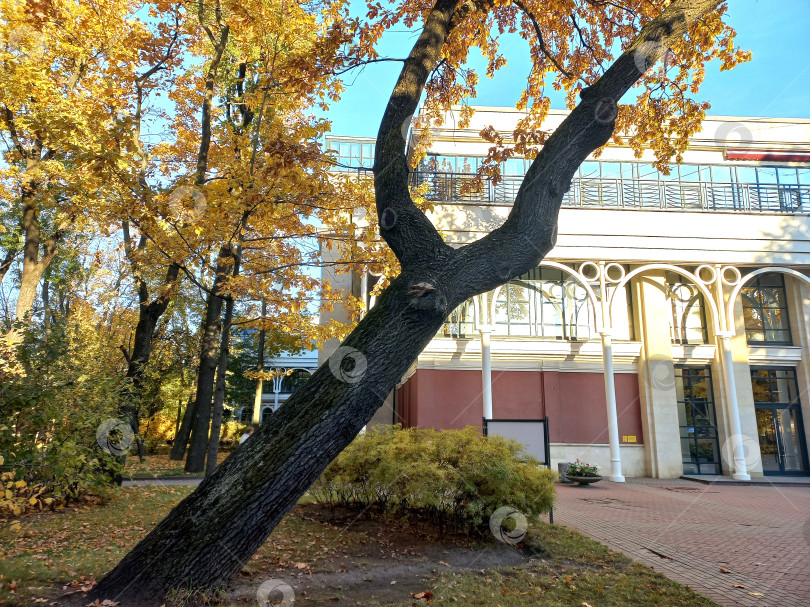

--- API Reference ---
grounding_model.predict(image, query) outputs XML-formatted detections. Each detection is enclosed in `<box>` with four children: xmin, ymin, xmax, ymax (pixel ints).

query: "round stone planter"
<box><xmin>566</xmin><ymin>474</ymin><xmax>603</xmax><ymax>485</ymax></box>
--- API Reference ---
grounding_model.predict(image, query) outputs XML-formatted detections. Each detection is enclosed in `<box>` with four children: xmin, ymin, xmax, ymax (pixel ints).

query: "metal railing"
<box><xmin>409</xmin><ymin>171</ymin><xmax>810</xmax><ymax>213</ymax></box>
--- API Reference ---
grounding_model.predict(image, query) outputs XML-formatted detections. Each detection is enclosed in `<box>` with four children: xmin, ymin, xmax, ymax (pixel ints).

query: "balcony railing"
<box><xmin>409</xmin><ymin>171</ymin><xmax>810</xmax><ymax>213</ymax></box>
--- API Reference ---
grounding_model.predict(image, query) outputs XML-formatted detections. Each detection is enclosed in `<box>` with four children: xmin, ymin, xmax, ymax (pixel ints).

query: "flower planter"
<box><xmin>565</xmin><ymin>474</ymin><xmax>603</xmax><ymax>485</ymax></box>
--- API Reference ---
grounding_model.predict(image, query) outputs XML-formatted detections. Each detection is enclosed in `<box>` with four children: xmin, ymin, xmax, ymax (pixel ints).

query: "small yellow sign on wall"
<box><xmin>622</xmin><ymin>435</ymin><xmax>637</xmax><ymax>443</ymax></box>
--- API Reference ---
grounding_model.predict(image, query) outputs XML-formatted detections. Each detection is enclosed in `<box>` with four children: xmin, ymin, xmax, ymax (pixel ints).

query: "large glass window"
<box><xmin>327</xmin><ymin>137</ymin><xmax>375</xmax><ymax>169</ymax></box>
<box><xmin>666</xmin><ymin>272</ymin><xmax>708</xmax><ymax>344</ymax></box>
<box><xmin>676</xmin><ymin>367</ymin><xmax>721</xmax><ymax>475</ymax></box>
<box><xmin>741</xmin><ymin>273</ymin><xmax>792</xmax><ymax>344</ymax></box>
<box><xmin>493</xmin><ymin>267</ymin><xmax>596</xmax><ymax>340</ymax></box>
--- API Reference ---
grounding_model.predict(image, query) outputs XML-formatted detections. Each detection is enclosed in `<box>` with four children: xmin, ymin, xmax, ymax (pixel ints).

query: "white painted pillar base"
<box><xmin>480</xmin><ymin>325</ymin><xmax>493</xmax><ymax>421</ymax></box>
<box><xmin>600</xmin><ymin>331</ymin><xmax>625</xmax><ymax>482</ymax></box>
<box><xmin>719</xmin><ymin>334</ymin><xmax>751</xmax><ymax>481</ymax></box>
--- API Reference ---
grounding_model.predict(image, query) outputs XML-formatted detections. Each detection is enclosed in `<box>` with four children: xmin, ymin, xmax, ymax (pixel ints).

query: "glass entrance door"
<box><xmin>676</xmin><ymin>367</ymin><xmax>721</xmax><ymax>474</ymax></box>
<box><xmin>752</xmin><ymin>368</ymin><xmax>809</xmax><ymax>476</ymax></box>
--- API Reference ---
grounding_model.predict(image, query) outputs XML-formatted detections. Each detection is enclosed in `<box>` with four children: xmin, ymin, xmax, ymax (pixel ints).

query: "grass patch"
<box><xmin>0</xmin><ymin>485</ymin><xmax>194</xmax><ymax>604</ymax></box>
<box><xmin>123</xmin><ymin>452</ymin><xmax>232</xmax><ymax>479</ymax></box>
<box><xmin>0</xmin><ymin>487</ymin><xmax>365</xmax><ymax>606</ymax></box>
<box><xmin>430</xmin><ymin>523</ymin><xmax>717</xmax><ymax>606</ymax></box>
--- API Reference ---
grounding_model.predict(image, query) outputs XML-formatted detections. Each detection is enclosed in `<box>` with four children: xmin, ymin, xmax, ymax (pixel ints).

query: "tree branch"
<box><xmin>513</xmin><ymin>0</ymin><xmax>573</xmax><ymax>78</ymax></box>
<box><xmin>454</xmin><ymin>0</ymin><xmax>723</xmax><ymax>293</ymax></box>
<box><xmin>373</xmin><ymin>0</ymin><xmax>468</xmax><ymax>268</ymax></box>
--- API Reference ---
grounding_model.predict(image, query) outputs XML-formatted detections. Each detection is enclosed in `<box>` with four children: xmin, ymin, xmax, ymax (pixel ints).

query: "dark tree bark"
<box><xmin>120</xmin><ymin>222</ymin><xmax>181</xmax><ymax>462</ymax></box>
<box><xmin>205</xmin><ymin>293</ymin><xmax>235</xmax><ymax>477</ymax></box>
<box><xmin>0</xmin><ymin>245</ymin><xmax>18</xmax><ymax>284</ymax></box>
<box><xmin>184</xmin><ymin>246</ymin><xmax>234</xmax><ymax>473</ymax></box>
<box><xmin>86</xmin><ymin>0</ymin><xmax>723</xmax><ymax>603</ymax></box>
<box><xmin>170</xmin><ymin>396</ymin><xmax>196</xmax><ymax>460</ymax></box>
<box><xmin>205</xmin><ymin>249</ymin><xmax>241</xmax><ymax>477</ymax></box>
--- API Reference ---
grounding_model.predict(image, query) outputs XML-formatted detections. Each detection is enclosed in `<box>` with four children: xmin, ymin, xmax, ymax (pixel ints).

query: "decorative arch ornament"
<box><xmin>487</xmin><ymin>260</ymin><xmax>602</xmax><ymax>332</ymax></box>
<box><xmin>726</xmin><ymin>267</ymin><xmax>810</xmax><ymax>336</ymax></box>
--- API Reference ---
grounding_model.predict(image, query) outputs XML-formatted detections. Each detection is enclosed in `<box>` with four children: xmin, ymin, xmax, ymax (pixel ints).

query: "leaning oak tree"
<box><xmin>86</xmin><ymin>0</ymin><xmax>747</xmax><ymax>602</ymax></box>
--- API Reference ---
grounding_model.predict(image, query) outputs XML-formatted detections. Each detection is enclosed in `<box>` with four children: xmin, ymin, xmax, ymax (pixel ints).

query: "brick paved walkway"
<box><xmin>553</xmin><ymin>478</ymin><xmax>810</xmax><ymax>607</ymax></box>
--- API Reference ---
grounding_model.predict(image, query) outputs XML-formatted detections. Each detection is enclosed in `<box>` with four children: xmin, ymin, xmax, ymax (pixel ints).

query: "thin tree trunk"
<box><xmin>170</xmin><ymin>397</ymin><xmax>196</xmax><ymax>461</ymax></box>
<box><xmin>0</xmin><ymin>246</ymin><xmax>18</xmax><ymax>284</ymax></box>
<box><xmin>175</xmin><ymin>397</ymin><xmax>183</xmax><ymax>435</ymax></box>
<box><xmin>184</xmin><ymin>247</ymin><xmax>233</xmax><ymax>472</ymax></box>
<box><xmin>252</xmin><ymin>299</ymin><xmax>266</xmax><ymax>424</ymax></box>
<box><xmin>41</xmin><ymin>271</ymin><xmax>49</xmax><ymax>331</ymax></box>
<box><xmin>206</xmin><ymin>248</ymin><xmax>241</xmax><ymax>477</ymax></box>
<box><xmin>206</xmin><ymin>293</ymin><xmax>234</xmax><ymax>477</ymax></box>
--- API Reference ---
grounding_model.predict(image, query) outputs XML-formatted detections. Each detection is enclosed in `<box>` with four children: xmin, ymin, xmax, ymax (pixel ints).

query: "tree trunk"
<box><xmin>120</xmin><ymin>257</ymin><xmax>180</xmax><ymax>465</ymax></box>
<box><xmin>125</xmin><ymin>263</ymin><xmax>181</xmax><ymax>392</ymax></box>
<box><xmin>0</xmin><ymin>246</ymin><xmax>18</xmax><ymax>284</ymax></box>
<box><xmin>184</xmin><ymin>247</ymin><xmax>233</xmax><ymax>473</ymax></box>
<box><xmin>252</xmin><ymin>299</ymin><xmax>266</xmax><ymax>424</ymax></box>
<box><xmin>205</xmin><ymin>294</ymin><xmax>234</xmax><ymax>477</ymax></box>
<box><xmin>41</xmin><ymin>272</ymin><xmax>49</xmax><ymax>331</ymax></box>
<box><xmin>87</xmin><ymin>0</ymin><xmax>722</xmax><ymax>602</ymax></box>
<box><xmin>170</xmin><ymin>397</ymin><xmax>196</xmax><ymax>461</ymax></box>
<box><xmin>175</xmin><ymin>397</ymin><xmax>183</xmax><ymax>435</ymax></box>
<box><xmin>15</xmin><ymin>197</ymin><xmax>67</xmax><ymax>325</ymax></box>
<box><xmin>89</xmin><ymin>275</ymin><xmax>448</xmax><ymax>602</ymax></box>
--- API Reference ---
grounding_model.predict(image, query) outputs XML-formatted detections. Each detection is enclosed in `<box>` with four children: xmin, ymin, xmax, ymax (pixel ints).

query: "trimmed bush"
<box><xmin>310</xmin><ymin>425</ymin><xmax>556</xmax><ymax>535</ymax></box>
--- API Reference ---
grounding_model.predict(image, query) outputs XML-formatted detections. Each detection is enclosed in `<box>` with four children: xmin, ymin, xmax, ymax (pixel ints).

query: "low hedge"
<box><xmin>310</xmin><ymin>425</ymin><xmax>555</xmax><ymax>535</ymax></box>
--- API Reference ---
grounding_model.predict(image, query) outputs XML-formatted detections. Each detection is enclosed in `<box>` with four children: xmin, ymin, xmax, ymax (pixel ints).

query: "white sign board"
<box><xmin>485</xmin><ymin>420</ymin><xmax>548</xmax><ymax>465</ymax></box>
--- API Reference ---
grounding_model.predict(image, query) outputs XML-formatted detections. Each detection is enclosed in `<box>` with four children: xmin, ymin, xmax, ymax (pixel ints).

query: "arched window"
<box><xmin>280</xmin><ymin>369</ymin><xmax>311</xmax><ymax>394</ymax></box>
<box><xmin>493</xmin><ymin>267</ymin><xmax>596</xmax><ymax>340</ymax></box>
<box><xmin>666</xmin><ymin>272</ymin><xmax>708</xmax><ymax>344</ymax></box>
<box><xmin>741</xmin><ymin>273</ymin><xmax>792</xmax><ymax>344</ymax></box>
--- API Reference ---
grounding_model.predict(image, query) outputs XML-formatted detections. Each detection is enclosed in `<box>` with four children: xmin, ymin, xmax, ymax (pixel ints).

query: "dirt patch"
<box><xmin>227</xmin><ymin>503</ymin><xmax>531</xmax><ymax>606</ymax></box>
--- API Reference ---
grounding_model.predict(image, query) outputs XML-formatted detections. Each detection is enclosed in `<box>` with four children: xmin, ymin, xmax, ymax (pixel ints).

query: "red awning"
<box><xmin>725</xmin><ymin>150</ymin><xmax>810</xmax><ymax>162</ymax></box>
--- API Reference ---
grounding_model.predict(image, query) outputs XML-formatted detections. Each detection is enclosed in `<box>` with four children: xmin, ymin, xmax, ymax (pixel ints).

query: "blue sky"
<box><xmin>326</xmin><ymin>0</ymin><xmax>810</xmax><ymax>137</ymax></box>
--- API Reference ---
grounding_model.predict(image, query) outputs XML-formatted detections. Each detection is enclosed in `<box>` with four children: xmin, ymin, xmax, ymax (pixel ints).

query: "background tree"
<box><xmin>86</xmin><ymin>0</ymin><xmax>750</xmax><ymax>603</ymax></box>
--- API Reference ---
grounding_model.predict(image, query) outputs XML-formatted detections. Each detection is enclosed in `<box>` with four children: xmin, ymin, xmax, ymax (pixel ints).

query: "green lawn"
<box><xmin>123</xmin><ymin>452</ymin><xmax>234</xmax><ymax>478</ymax></box>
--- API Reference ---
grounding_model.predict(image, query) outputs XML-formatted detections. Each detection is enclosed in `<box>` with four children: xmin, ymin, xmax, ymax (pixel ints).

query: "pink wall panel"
<box><xmin>397</xmin><ymin>368</ymin><xmax>643</xmax><ymax>446</ymax></box>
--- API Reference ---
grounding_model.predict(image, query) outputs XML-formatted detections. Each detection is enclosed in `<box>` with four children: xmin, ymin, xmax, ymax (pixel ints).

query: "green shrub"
<box><xmin>0</xmin><ymin>314</ymin><xmax>126</xmax><ymax>514</ymax></box>
<box><xmin>310</xmin><ymin>425</ymin><xmax>556</xmax><ymax>535</ymax></box>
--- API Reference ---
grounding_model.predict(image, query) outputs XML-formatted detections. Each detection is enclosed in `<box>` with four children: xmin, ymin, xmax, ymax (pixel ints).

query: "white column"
<box><xmin>480</xmin><ymin>324</ymin><xmax>493</xmax><ymax>421</ymax></box>
<box><xmin>600</xmin><ymin>330</ymin><xmax>625</xmax><ymax>482</ymax></box>
<box><xmin>718</xmin><ymin>333</ymin><xmax>751</xmax><ymax>480</ymax></box>
<box><xmin>272</xmin><ymin>370</ymin><xmax>283</xmax><ymax>412</ymax></box>
<box><xmin>598</xmin><ymin>262</ymin><xmax>624</xmax><ymax>482</ymax></box>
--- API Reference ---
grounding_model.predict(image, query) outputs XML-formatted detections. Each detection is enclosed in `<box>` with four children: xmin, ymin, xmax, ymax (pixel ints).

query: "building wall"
<box><xmin>325</xmin><ymin>109</ymin><xmax>810</xmax><ymax>480</ymax></box>
<box><xmin>396</xmin><ymin>368</ymin><xmax>643</xmax><ymax>471</ymax></box>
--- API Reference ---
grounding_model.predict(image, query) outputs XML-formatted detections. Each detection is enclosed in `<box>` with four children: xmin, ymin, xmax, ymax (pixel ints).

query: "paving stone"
<box><xmin>552</xmin><ymin>477</ymin><xmax>810</xmax><ymax>607</ymax></box>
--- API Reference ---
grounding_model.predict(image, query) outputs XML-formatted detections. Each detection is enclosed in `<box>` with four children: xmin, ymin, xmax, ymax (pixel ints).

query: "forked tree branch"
<box><xmin>378</xmin><ymin>0</ymin><xmax>723</xmax><ymax>295</ymax></box>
